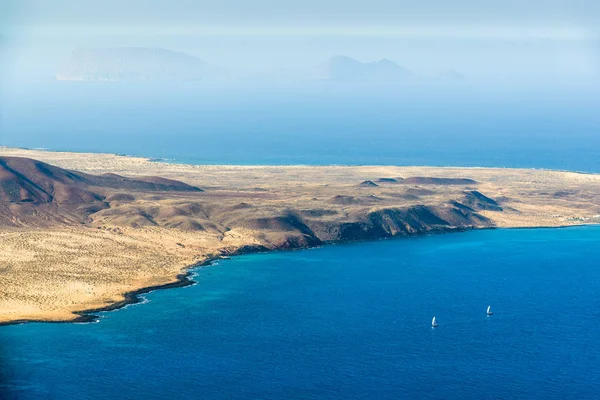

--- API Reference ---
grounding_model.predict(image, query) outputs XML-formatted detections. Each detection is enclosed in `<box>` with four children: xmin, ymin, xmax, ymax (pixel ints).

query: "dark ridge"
<box><xmin>376</xmin><ymin>178</ymin><xmax>400</xmax><ymax>183</ymax></box>
<box><xmin>405</xmin><ymin>188</ymin><xmax>435</xmax><ymax>196</ymax></box>
<box><xmin>303</xmin><ymin>203</ymin><xmax>493</xmax><ymax>243</ymax></box>
<box><xmin>403</xmin><ymin>177</ymin><xmax>478</xmax><ymax>185</ymax></box>
<box><xmin>107</xmin><ymin>193</ymin><xmax>136</xmax><ymax>202</ymax></box>
<box><xmin>434</xmin><ymin>204</ymin><xmax>491</xmax><ymax>227</ymax></box>
<box><xmin>299</xmin><ymin>208</ymin><xmax>338</xmax><ymax>218</ymax></box>
<box><xmin>494</xmin><ymin>196</ymin><xmax>514</xmax><ymax>204</ymax></box>
<box><xmin>228</xmin><ymin>211</ymin><xmax>323</xmax><ymax>249</ymax></box>
<box><xmin>230</xmin><ymin>202</ymin><xmax>253</xmax><ymax>210</ymax></box>
<box><xmin>330</xmin><ymin>195</ymin><xmax>359</xmax><ymax>205</ymax></box>
<box><xmin>463</xmin><ymin>190</ymin><xmax>503</xmax><ymax>211</ymax></box>
<box><xmin>366</xmin><ymin>195</ymin><xmax>383</xmax><ymax>201</ymax></box>
<box><xmin>101</xmin><ymin>173</ymin><xmax>122</xmax><ymax>179</ymax></box>
<box><xmin>554</xmin><ymin>190</ymin><xmax>577</xmax><ymax>198</ymax></box>
<box><xmin>240</xmin><ymin>213</ymin><xmax>314</xmax><ymax>236</ymax></box>
<box><xmin>0</xmin><ymin>158</ymin><xmax>55</xmax><ymax>203</ymax></box>
<box><xmin>0</xmin><ymin>156</ymin><xmax>202</xmax><ymax>205</ymax></box>
<box><xmin>82</xmin><ymin>174</ymin><xmax>203</xmax><ymax>192</ymax></box>
<box><xmin>76</xmin><ymin>203</ymin><xmax>110</xmax><ymax>217</ymax></box>
<box><xmin>92</xmin><ymin>201</ymin><xmax>215</xmax><ymax>231</ymax></box>
<box><xmin>359</xmin><ymin>180</ymin><xmax>379</xmax><ymax>187</ymax></box>
<box><xmin>449</xmin><ymin>200</ymin><xmax>475</xmax><ymax>212</ymax></box>
<box><xmin>221</xmin><ymin>244</ymin><xmax>270</xmax><ymax>256</ymax></box>
<box><xmin>329</xmin><ymin>195</ymin><xmax>379</xmax><ymax>205</ymax></box>
<box><xmin>367</xmin><ymin>206</ymin><xmax>450</xmax><ymax>235</ymax></box>
<box><xmin>161</xmin><ymin>219</ymin><xmax>206</xmax><ymax>231</ymax></box>
<box><xmin>273</xmin><ymin>234</ymin><xmax>323</xmax><ymax>249</ymax></box>
<box><xmin>386</xmin><ymin>192</ymin><xmax>421</xmax><ymax>201</ymax></box>
<box><xmin>53</xmin><ymin>186</ymin><xmax>106</xmax><ymax>203</ymax></box>
<box><xmin>0</xmin><ymin>156</ymin><xmax>207</xmax><ymax>228</ymax></box>
<box><xmin>154</xmin><ymin>203</ymin><xmax>208</xmax><ymax>219</ymax></box>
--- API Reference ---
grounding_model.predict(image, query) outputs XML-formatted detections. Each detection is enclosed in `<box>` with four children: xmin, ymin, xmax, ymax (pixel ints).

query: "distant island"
<box><xmin>435</xmin><ymin>68</ymin><xmax>466</xmax><ymax>81</ymax></box>
<box><xmin>0</xmin><ymin>147</ymin><xmax>598</xmax><ymax>325</ymax></box>
<box><xmin>55</xmin><ymin>47</ymin><xmax>464</xmax><ymax>82</ymax></box>
<box><xmin>56</xmin><ymin>47</ymin><xmax>226</xmax><ymax>81</ymax></box>
<box><xmin>312</xmin><ymin>55</ymin><xmax>416</xmax><ymax>82</ymax></box>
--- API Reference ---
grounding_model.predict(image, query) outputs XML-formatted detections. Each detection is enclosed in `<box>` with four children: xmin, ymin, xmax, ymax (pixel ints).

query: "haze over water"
<box><xmin>1</xmin><ymin>81</ymin><xmax>599</xmax><ymax>172</ymax></box>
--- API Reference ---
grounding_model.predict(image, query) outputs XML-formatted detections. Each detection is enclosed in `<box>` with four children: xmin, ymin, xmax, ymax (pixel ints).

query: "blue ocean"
<box><xmin>1</xmin><ymin>82</ymin><xmax>599</xmax><ymax>171</ymax></box>
<box><xmin>1</xmin><ymin>226</ymin><xmax>600</xmax><ymax>399</ymax></box>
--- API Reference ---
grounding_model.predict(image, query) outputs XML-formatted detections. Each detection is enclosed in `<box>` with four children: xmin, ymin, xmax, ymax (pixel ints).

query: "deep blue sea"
<box><xmin>1</xmin><ymin>82</ymin><xmax>599</xmax><ymax>171</ymax></box>
<box><xmin>1</xmin><ymin>226</ymin><xmax>600</xmax><ymax>399</ymax></box>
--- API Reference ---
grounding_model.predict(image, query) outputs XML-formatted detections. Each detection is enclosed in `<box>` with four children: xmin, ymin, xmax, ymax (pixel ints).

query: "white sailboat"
<box><xmin>487</xmin><ymin>305</ymin><xmax>493</xmax><ymax>316</ymax></box>
<box><xmin>431</xmin><ymin>316</ymin><xmax>438</xmax><ymax>327</ymax></box>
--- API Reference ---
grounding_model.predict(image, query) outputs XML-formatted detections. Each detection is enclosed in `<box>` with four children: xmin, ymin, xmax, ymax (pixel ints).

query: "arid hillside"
<box><xmin>0</xmin><ymin>156</ymin><xmax>497</xmax><ymax>247</ymax></box>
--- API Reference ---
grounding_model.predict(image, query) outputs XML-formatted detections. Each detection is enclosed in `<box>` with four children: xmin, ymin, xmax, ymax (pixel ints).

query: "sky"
<box><xmin>1</xmin><ymin>0</ymin><xmax>599</xmax><ymax>81</ymax></box>
<box><xmin>6</xmin><ymin>0</ymin><xmax>599</xmax><ymax>32</ymax></box>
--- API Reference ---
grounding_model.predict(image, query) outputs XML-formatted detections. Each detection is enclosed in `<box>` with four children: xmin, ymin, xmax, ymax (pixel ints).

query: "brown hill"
<box><xmin>359</xmin><ymin>180</ymin><xmax>379</xmax><ymax>187</ymax></box>
<box><xmin>93</xmin><ymin>173</ymin><xmax>201</xmax><ymax>192</ymax></box>
<box><xmin>403</xmin><ymin>177</ymin><xmax>477</xmax><ymax>185</ymax></box>
<box><xmin>377</xmin><ymin>177</ymin><xmax>402</xmax><ymax>183</ymax></box>
<box><xmin>0</xmin><ymin>157</ymin><xmax>201</xmax><ymax>205</ymax></box>
<box><xmin>462</xmin><ymin>190</ymin><xmax>503</xmax><ymax>211</ymax></box>
<box><xmin>0</xmin><ymin>157</ymin><xmax>91</xmax><ymax>204</ymax></box>
<box><xmin>0</xmin><ymin>157</ymin><xmax>203</xmax><ymax>226</ymax></box>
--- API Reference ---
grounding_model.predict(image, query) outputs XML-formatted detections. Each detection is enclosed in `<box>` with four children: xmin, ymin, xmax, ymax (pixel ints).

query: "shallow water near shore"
<box><xmin>1</xmin><ymin>226</ymin><xmax>600</xmax><ymax>399</ymax></box>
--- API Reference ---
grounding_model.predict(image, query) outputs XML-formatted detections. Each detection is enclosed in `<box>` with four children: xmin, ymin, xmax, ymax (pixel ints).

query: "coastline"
<box><xmin>3</xmin><ymin>146</ymin><xmax>599</xmax><ymax>176</ymax></box>
<box><xmin>0</xmin><ymin>272</ymin><xmax>195</xmax><ymax>327</ymax></box>
<box><xmin>1</xmin><ymin>147</ymin><xmax>599</xmax><ymax>326</ymax></box>
<box><xmin>0</xmin><ymin>258</ymin><xmax>215</xmax><ymax>327</ymax></box>
<box><xmin>0</xmin><ymin>227</ymin><xmax>470</xmax><ymax>327</ymax></box>
<box><xmin>4</xmin><ymin>224</ymin><xmax>600</xmax><ymax>328</ymax></box>
<box><xmin>70</xmin><ymin>227</ymin><xmax>476</xmax><ymax>325</ymax></box>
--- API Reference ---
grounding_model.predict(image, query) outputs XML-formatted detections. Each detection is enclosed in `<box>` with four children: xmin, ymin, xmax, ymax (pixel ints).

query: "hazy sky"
<box><xmin>7</xmin><ymin>0</ymin><xmax>599</xmax><ymax>37</ymax></box>
<box><xmin>2</xmin><ymin>0</ymin><xmax>599</xmax><ymax>81</ymax></box>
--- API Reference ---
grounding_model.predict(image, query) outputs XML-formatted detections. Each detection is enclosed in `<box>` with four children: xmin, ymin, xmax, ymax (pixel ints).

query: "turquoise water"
<box><xmin>1</xmin><ymin>226</ymin><xmax>600</xmax><ymax>399</ymax></box>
